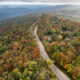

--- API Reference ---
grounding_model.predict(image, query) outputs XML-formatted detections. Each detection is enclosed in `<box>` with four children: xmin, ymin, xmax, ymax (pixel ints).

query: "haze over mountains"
<box><xmin>0</xmin><ymin>5</ymin><xmax>52</xmax><ymax>20</ymax></box>
<box><xmin>0</xmin><ymin>5</ymin><xmax>80</xmax><ymax>21</ymax></box>
<box><xmin>46</xmin><ymin>5</ymin><xmax>80</xmax><ymax>21</ymax></box>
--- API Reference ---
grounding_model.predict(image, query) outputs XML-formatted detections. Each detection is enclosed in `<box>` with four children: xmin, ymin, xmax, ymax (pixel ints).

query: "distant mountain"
<box><xmin>0</xmin><ymin>7</ymin><xmax>37</xmax><ymax>20</ymax></box>
<box><xmin>0</xmin><ymin>5</ymin><xmax>80</xmax><ymax>21</ymax></box>
<box><xmin>0</xmin><ymin>8</ymin><xmax>30</xmax><ymax>19</ymax></box>
<box><xmin>0</xmin><ymin>5</ymin><xmax>54</xmax><ymax>20</ymax></box>
<box><xmin>45</xmin><ymin>5</ymin><xmax>80</xmax><ymax>21</ymax></box>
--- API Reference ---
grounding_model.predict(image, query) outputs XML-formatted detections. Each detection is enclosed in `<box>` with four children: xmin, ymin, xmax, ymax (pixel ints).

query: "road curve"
<box><xmin>34</xmin><ymin>25</ymin><xmax>71</xmax><ymax>80</ymax></box>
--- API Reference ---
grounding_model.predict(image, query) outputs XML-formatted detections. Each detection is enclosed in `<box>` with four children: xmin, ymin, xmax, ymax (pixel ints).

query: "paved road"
<box><xmin>34</xmin><ymin>25</ymin><xmax>71</xmax><ymax>80</ymax></box>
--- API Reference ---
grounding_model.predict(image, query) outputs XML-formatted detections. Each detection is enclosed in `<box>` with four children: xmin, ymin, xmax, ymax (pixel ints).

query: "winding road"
<box><xmin>34</xmin><ymin>25</ymin><xmax>71</xmax><ymax>80</ymax></box>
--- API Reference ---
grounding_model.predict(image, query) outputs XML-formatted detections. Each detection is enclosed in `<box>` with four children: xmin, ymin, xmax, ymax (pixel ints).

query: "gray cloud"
<box><xmin>20</xmin><ymin>0</ymin><xmax>80</xmax><ymax>3</ymax></box>
<box><xmin>0</xmin><ymin>0</ymin><xmax>80</xmax><ymax>3</ymax></box>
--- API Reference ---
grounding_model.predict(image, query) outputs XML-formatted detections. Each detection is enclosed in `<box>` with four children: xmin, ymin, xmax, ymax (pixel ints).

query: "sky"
<box><xmin>0</xmin><ymin>0</ymin><xmax>80</xmax><ymax>5</ymax></box>
<box><xmin>0</xmin><ymin>0</ymin><xmax>79</xmax><ymax>3</ymax></box>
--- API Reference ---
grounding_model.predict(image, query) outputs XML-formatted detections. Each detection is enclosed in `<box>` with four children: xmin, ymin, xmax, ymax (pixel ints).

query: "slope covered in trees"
<box><xmin>0</xmin><ymin>15</ymin><xmax>58</xmax><ymax>80</ymax></box>
<box><xmin>38</xmin><ymin>16</ymin><xmax>80</xmax><ymax>80</ymax></box>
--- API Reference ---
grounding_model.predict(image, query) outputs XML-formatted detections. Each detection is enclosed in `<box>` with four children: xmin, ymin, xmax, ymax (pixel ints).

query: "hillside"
<box><xmin>45</xmin><ymin>5</ymin><xmax>80</xmax><ymax>21</ymax></box>
<box><xmin>0</xmin><ymin>14</ymin><xmax>58</xmax><ymax>80</ymax></box>
<box><xmin>38</xmin><ymin>15</ymin><xmax>80</xmax><ymax>80</ymax></box>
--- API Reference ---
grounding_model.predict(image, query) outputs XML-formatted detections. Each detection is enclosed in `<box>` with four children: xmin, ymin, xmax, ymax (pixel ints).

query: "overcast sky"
<box><xmin>0</xmin><ymin>0</ymin><xmax>80</xmax><ymax>5</ymax></box>
<box><xmin>0</xmin><ymin>0</ymin><xmax>80</xmax><ymax>3</ymax></box>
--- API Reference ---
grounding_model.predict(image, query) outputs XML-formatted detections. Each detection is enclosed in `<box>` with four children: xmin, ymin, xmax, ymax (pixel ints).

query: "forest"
<box><xmin>37</xmin><ymin>15</ymin><xmax>80</xmax><ymax>80</ymax></box>
<box><xmin>0</xmin><ymin>13</ymin><xmax>80</xmax><ymax>80</ymax></box>
<box><xmin>0</xmin><ymin>15</ymin><xmax>58</xmax><ymax>80</ymax></box>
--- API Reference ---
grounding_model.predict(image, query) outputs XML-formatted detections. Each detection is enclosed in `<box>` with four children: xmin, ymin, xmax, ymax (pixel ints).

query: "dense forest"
<box><xmin>0</xmin><ymin>13</ymin><xmax>80</xmax><ymax>80</ymax></box>
<box><xmin>38</xmin><ymin>16</ymin><xmax>80</xmax><ymax>80</ymax></box>
<box><xmin>0</xmin><ymin>15</ymin><xmax>58</xmax><ymax>80</ymax></box>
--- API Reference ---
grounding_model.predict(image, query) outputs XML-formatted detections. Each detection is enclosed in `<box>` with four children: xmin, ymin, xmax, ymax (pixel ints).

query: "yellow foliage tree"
<box><xmin>58</xmin><ymin>35</ymin><xmax>63</xmax><ymax>40</ymax></box>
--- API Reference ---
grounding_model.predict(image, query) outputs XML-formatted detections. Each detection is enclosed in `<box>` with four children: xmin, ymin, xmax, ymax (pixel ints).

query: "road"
<box><xmin>34</xmin><ymin>25</ymin><xmax>71</xmax><ymax>80</ymax></box>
